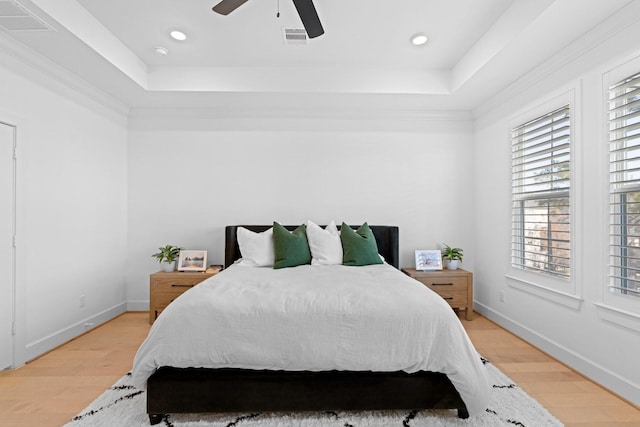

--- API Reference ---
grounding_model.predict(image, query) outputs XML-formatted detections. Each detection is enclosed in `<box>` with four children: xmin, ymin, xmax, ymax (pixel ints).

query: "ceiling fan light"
<box><xmin>170</xmin><ymin>30</ymin><xmax>187</xmax><ymax>41</ymax></box>
<box><xmin>411</xmin><ymin>33</ymin><xmax>428</xmax><ymax>46</ymax></box>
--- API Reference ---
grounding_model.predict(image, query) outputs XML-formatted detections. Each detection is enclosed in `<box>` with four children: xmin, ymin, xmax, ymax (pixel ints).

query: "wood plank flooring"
<box><xmin>0</xmin><ymin>313</ymin><xmax>150</xmax><ymax>427</ymax></box>
<box><xmin>0</xmin><ymin>311</ymin><xmax>638</xmax><ymax>426</ymax></box>
<box><xmin>464</xmin><ymin>314</ymin><xmax>640</xmax><ymax>426</ymax></box>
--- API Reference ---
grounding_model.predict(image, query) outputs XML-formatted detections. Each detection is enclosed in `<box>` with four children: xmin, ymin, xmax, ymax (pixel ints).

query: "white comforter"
<box><xmin>132</xmin><ymin>263</ymin><xmax>490</xmax><ymax>416</ymax></box>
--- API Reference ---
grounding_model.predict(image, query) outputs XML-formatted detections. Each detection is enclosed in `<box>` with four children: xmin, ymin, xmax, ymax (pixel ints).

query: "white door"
<box><xmin>0</xmin><ymin>122</ymin><xmax>15</xmax><ymax>370</ymax></box>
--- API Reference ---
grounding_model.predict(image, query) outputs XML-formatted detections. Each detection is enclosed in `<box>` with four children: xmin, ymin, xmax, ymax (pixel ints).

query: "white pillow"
<box><xmin>236</xmin><ymin>227</ymin><xmax>274</xmax><ymax>267</ymax></box>
<box><xmin>306</xmin><ymin>220</ymin><xmax>343</xmax><ymax>265</ymax></box>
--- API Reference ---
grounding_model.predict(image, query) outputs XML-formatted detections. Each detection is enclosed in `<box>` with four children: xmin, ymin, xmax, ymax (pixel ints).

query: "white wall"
<box><xmin>0</xmin><ymin>47</ymin><xmax>129</xmax><ymax>363</ymax></box>
<box><xmin>0</xmin><ymin>4</ymin><xmax>637</xmax><ymax>417</ymax></box>
<box><xmin>126</xmin><ymin>114</ymin><xmax>475</xmax><ymax>307</ymax></box>
<box><xmin>6</xmin><ymin>3</ymin><xmax>639</xmax><ymax>410</ymax></box>
<box><xmin>472</xmin><ymin>18</ymin><xmax>640</xmax><ymax>406</ymax></box>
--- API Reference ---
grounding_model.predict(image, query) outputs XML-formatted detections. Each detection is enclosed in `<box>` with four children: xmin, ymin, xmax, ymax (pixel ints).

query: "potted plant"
<box><xmin>441</xmin><ymin>244</ymin><xmax>463</xmax><ymax>270</ymax></box>
<box><xmin>152</xmin><ymin>245</ymin><xmax>183</xmax><ymax>272</ymax></box>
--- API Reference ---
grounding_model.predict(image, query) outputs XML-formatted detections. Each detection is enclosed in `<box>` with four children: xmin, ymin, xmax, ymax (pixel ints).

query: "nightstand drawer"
<box><xmin>152</xmin><ymin>277</ymin><xmax>203</xmax><ymax>292</ymax></box>
<box><xmin>149</xmin><ymin>270</ymin><xmax>219</xmax><ymax>324</ymax></box>
<box><xmin>153</xmin><ymin>291</ymin><xmax>186</xmax><ymax>308</ymax></box>
<box><xmin>401</xmin><ymin>268</ymin><xmax>474</xmax><ymax>321</ymax></box>
<box><xmin>430</xmin><ymin>289</ymin><xmax>468</xmax><ymax>306</ymax></box>
<box><xmin>414</xmin><ymin>276</ymin><xmax>468</xmax><ymax>292</ymax></box>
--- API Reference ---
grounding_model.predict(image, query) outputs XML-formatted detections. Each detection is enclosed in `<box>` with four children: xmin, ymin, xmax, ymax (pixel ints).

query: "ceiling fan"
<box><xmin>212</xmin><ymin>0</ymin><xmax>325</xmax><ymax>38</ymax></box>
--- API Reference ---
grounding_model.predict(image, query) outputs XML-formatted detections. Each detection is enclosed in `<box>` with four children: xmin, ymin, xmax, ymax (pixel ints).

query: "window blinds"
<box><xmin>609</xmin><ymin>71</ymin><xmax>640</xmax><ymax>297</ymax></box>
<box><xmin>511</xmin><ymin>105</ymin><xmax>571</xmax><ymax>278</ymax></box>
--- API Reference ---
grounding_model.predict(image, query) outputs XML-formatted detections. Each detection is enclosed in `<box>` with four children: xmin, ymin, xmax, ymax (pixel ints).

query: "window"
<box><xmin>608</xmin><ymin>70</ymin><xmax>640</xmax><ymax>299</ymax></box>
<box><xmin>511</xmin><ymin>105</ymin><xmax>571</xmax><ymax>279</ymax></box>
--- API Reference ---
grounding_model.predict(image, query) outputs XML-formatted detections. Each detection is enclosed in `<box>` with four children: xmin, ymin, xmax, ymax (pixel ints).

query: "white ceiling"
<box><xmin>0</xmin><ymin>0</ymin><xmax>636</xmax><ymax>111</ymax></box>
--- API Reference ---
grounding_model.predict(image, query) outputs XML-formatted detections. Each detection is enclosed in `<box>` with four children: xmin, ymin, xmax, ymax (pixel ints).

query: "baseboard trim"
<box><xmin>474</xmin><ymin>302</ymin><xmax>640</xmax><ymax>407</ymax></box>
<box><xmin>24</xmin><ymin>302</ymin><xmax>127</xmax><ymax>362</ymax></box>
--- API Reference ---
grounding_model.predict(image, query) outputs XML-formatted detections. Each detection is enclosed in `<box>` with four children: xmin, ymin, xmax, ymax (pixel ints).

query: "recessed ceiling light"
<box><xmin>170</xmin><ymin>30</ymin><xmax>187</xmax><ymax>41</ymax></box>
<box><xmin>410</xmin><ymin>33</ymin><xmax>428</xmax><ymax>46</ymax></box>
<box><xmin>154</xmin><ymin>46</ymin><xmax>168</xmax><ymax>55</ymax></box>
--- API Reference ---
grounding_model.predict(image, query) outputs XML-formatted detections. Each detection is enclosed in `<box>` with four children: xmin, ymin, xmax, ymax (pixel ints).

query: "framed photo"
<box><xmin>177</xmin><ymin>250</ymin><xmax>208</xmax><ymax>272</ymax></box>
<box><xmin>415</xmin><ymin>250</ymin><xmax>443</xmax><ymax>271</ymax></box>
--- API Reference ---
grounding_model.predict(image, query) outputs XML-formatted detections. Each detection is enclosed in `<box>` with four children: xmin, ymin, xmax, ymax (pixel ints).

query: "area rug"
<box><xmin>64</xmin><ymin>359</ymin><xmax>562</xmax><ymax>427</ymax></box>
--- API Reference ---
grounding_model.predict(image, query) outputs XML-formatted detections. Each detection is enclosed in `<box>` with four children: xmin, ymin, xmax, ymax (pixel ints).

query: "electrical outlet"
<box><xmin>499</xmin><ymin>290</ymin><xmax>505</xmax><ymax>303</ymax></box>
<box><xmin>79</xmin><ymin>294</ymin><xmax>86</xmax><ymax>308</ymax></box>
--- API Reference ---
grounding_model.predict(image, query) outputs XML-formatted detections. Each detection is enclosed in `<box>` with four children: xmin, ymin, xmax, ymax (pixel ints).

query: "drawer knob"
<box><xmin>171</xmin><ymin>284</ymin><xmax>193</xmax><ymax>288</ymax></box>
<box><xmin>443</xmin><ymin>296</ymin><xmax>454</xmax><ymax>300</ymax></box>
<box><xmin>433</xmin><ymin>282</ymin><xmax>454</xmax><ymax>286</ymax></box>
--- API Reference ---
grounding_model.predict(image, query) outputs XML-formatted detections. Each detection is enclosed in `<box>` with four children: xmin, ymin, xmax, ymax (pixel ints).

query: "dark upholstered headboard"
<box><xmin>225</xmin><ymin>225</ymin><xmax>399</xmax><ymax>269</ymax></box>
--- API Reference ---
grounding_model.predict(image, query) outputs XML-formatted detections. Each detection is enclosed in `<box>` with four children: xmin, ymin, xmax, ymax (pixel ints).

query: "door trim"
<box><xmin>0</xmin><ymin>120</ymin><xmax>17</xmax><ymax>369</ymax></box>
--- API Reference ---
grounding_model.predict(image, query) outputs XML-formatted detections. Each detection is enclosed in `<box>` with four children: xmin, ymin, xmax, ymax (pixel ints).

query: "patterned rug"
<box><xmin>64</xmin><ymin>359</ymin><xmax>563</xmax><ymax>427</ymax></box>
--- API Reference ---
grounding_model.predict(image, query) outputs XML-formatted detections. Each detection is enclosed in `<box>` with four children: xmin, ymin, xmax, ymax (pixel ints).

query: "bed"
<box><xmin>133</xmin><ymin>224</ymin><xmax>489</xmax><ymax>425</ymax></box>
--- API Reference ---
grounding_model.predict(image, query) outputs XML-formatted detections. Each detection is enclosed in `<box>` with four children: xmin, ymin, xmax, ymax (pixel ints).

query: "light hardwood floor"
<box><xmin>464</xmin><ymin>314</ymin><xmax>640</xmax><ymax>426</ymax></box>
<box><xmin>0</xmin><ymin>313</ymin><xmax>150</xmax><ymax>427</ymax></box>
<box><xmin>0</xmin><ymin>311</ymin><xmax>639</xmax><ymax>426</ymax></box>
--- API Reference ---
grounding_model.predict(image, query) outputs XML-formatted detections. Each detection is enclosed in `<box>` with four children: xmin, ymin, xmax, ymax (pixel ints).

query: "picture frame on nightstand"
<box><xmin>177</xmin><ymin>250</ymin><xmax>208</xmax><ymax>272</ymax></box>
<box><xmin>415</xmin><ymin>249</ymin><xmax>443</xmax><ymax>271</ymax></box>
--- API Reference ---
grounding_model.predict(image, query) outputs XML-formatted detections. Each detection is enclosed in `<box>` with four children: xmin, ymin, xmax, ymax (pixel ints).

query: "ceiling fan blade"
<box><xmin>292</xmin><ymin>0</ymin><xmax>324</xmax><ymax>38</ymax></box>
<box><xmin>212</xmin><ymin>0</ymin><xmax>250</xmax><ymax>15</ymax></box>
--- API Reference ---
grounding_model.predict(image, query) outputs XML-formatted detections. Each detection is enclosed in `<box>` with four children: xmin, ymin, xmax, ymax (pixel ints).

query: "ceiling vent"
<box><xmin>0</xmin><ymin>0</ymin><xmax>54</xmax><ymax>31</ymax></box>
<box><xmin>282</xmin><ymin>28</ymin><xmax>307</xmax><ymax>45</ymax></box>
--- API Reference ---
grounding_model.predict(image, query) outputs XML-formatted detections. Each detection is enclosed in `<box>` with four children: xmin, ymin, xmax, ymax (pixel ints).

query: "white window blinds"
<box><xmin>609</xmin><ymin>71</ymin><xmax>640</xmax><ymax>298</ymax></box>
<box><xmin>511</xmin><ymin>105</ymin><xmax>571</xmax><ymax>278</ymax></box>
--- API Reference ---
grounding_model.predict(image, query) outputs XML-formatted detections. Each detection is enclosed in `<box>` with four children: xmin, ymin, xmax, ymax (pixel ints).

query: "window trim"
<box><xmin>593</xmin><ymin>302</ymin><xmax>640</xmax><ymax>333</ymax></box>
<box><xmin>507</xmin><ymin>89</ymin><xmax>579</xmax><ymax>298</ymax></box>
<box><xmin>506</xmin><ymin>274</ymin><xmax>583</xmax><ymax>310</ymax></box>
<box><xmin>603</xmin><ymin>58</ymin><xmax>640</xmax><ymax>313</ymax></box>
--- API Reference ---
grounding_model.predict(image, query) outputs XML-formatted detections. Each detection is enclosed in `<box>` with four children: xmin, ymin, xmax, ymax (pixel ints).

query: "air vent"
<box><xmin>0</xmin><ymin>0</ymin><xmax>54</xmax><ymax>31</ymax></box>
<box><xmin>283</xmin><ymin>28</ymin><xmax>307</xmax><ymax>45</ymax></box>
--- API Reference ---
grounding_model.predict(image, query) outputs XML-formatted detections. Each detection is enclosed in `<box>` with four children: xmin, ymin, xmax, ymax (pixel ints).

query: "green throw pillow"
<box><xmin>340</xmin><ymin>222</ymin><xmax>383</xmax><ymax>266</ymax></box>
<box><xmin>273</xmin><ymin>222</ymin><xmax>312</xmax><ymax>269</ymax></box>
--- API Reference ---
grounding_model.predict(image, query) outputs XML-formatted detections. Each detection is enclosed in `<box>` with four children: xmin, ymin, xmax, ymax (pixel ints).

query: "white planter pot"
<box><xmin>445</xmin><ymin>259</ymin><xmax>459</xmax><ymax>270</ymax></box>
<box><xmin>160</xmin><ymin>261</ymin><xmax>175</xmax><ymax>272</ymax></box>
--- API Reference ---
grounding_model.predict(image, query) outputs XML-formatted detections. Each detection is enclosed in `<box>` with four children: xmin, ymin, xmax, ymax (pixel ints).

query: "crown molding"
<box><xmin>473</xmin><ymin>0</ymin><xmax>640</xmax><ymax>121</ymax></box>
<box><xmin>0</xmin><ymin>31</ymin><xmax>129</xmax><ymax>119</ymax></box>
<box><xmin>128</xmin><ymin>106</ymin><xmax>472</xmax><ymax>121</ymax></box>
<box><xmin>127</xmin><ymin>106</ymin><xmax>473</xmax><ymax>133</ymax></box>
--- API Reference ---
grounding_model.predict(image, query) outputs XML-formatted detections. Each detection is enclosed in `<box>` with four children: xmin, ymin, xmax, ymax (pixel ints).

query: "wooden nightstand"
<box><xmin>402</xmin><ymin>268</ymin><xmax>473</xmax><ymax>320</ymax></box>
<box><xmin>149</xmin><ymin>270</ymin><xmax>219</xmax><ymax>324</ymax></box>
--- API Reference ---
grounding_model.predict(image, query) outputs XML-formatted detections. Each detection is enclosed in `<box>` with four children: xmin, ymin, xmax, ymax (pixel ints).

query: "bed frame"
<box><xmin>145</xmin><ymin>225</ymin><xmax>468</xmax><ymax>424</ymax></box>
